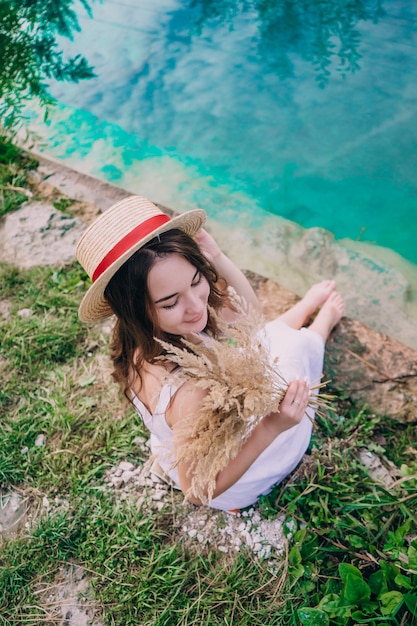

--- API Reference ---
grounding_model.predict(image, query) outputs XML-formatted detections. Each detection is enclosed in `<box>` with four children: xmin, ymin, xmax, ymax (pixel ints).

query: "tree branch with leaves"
<box><xmin>0</xmin><ymin>0</ymin><xmax>96</xmax><ymax>131</ymax></box>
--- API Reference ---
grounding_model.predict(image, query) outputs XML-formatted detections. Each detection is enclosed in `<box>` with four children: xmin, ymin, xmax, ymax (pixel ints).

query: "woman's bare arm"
<box><xmin>167</xmin><ymin>378</ymin><xmax>310</xmax><ymax>503</ymax></box>
<box><xmin>194</xmin><ymin>229</ymin><xmax>261</xmax><ymax>315</ymax></box>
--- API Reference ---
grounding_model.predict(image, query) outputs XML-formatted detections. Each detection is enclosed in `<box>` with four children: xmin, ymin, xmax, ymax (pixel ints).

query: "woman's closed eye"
<box><xmin>191</xmin><ymin>272</ymin><xmax>203</xmax><ymax>287</ymax></box>
<box><xmin>163</xmin><ymin>299</ymin><xmax>178</xmax><ymax>310</ymax></box>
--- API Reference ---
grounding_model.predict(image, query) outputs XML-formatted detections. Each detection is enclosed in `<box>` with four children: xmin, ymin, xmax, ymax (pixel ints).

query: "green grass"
<box><xmin>0</xmin><ymin>139</ymin><xmax>416</xmax><ymax>625</ymax></box>
<box><xmin>0</xmin><ymin>134</ymin><xmax>38</xmax><ymax>218</ymax></box>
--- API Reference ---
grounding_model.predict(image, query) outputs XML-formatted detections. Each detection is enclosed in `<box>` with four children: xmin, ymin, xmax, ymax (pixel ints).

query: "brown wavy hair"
<box><xmin>104</xmin><ymin>228</ymin><xmax>229</xmax><ymax>397</ymax></box>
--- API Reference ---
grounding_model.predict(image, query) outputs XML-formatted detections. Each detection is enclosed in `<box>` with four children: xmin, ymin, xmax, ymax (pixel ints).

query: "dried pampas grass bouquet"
<box><xmin>157</xmin><ymin>291</ymin><xmax>332</xmax><ymax>503</ymax></box>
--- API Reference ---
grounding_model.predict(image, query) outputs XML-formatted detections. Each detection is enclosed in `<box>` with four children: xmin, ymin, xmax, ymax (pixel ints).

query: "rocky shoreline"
<box><xmin>1</xmin><ymin>153</ymin><xmax>416</xmax><ymax>424</ymax></box>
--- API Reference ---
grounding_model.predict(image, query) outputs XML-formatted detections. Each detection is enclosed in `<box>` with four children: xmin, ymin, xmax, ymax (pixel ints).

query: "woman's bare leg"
<box><xmin>279</xmin><ymin>280</ymin><xmax>336</xmax><ymax>330</ymax></box>
<box><xmin>308</xmin><ymin>291</ymin><xmax>345</xmax><ymax>341</ymax></box>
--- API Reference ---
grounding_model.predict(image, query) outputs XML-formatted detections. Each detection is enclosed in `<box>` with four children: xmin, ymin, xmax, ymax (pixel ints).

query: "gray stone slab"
<box><xmin>0</xmin><ymin>201</ymin><xmax>86</xmax><ymax>268</ymax></box>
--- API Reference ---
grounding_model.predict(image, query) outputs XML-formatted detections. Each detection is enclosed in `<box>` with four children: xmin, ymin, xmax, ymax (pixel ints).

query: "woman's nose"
<box><xmin>185</xmin><ymin>290</ymin><xmax>202</xmax><ymax>312</ymax></box>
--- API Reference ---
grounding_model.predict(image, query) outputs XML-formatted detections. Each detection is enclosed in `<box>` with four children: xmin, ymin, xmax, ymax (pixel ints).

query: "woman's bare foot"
<box><xmin>308</xmin><ymin>291</ymin><xmax>345</xmax><ymax>341</ymax></box>
<box><xmin>303</xmin><ymin>280</ymin><xmax>337</xmax><ymax>310</ymax></box>
<box><xmin>279</xmin><ymin>280</ymin><xmax>336</xmax><ymax>330</ymax></box>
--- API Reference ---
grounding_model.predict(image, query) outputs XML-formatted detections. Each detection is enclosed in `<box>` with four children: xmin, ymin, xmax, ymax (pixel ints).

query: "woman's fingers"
<box><xmin>194</xmin><ymin>228</ymin><xmax>222</xmax><ymax>261</ymax></box>
<box><xmin>264</xmin><ymin>379</ymin><xmax>310</xmax><ymax>435</ymax></box>
<box><xmin>280</xmin><ymin>379</ymin><xmax>309</xmax><ymax>418</ymax></box>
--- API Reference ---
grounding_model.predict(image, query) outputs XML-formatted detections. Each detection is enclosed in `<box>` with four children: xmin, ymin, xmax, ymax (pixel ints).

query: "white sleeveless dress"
<box><xmin>131</xmin><ymin>319</ymin><xmax>325</xmax><ymax>511</ymax></box>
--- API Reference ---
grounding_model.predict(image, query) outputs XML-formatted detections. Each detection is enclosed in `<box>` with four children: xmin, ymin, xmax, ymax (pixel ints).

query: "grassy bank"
<box><xmin>0</xmin><ymin>135</ymin><xmax>416</xmax><ymax>625</ymax></box>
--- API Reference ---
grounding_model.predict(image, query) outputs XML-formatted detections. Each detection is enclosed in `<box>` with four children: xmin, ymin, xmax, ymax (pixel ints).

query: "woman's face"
<box><xmin>147</xmin><ymin>253</ymin><xmax>210</xmax><ymax>336</ymax></box>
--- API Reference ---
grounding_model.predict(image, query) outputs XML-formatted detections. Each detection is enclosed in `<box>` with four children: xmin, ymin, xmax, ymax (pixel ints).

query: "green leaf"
<box><xmin>351</xmin><ymin>608</ymin><xmax>382</xmax><ymax>623</ymax></box>
<box><xmin>339</xmin><ymin>563</ymin><xmax>363</xmax><ymax>583</ymax></box>
<box><xmin>380</xmin><ymin>561</ymin><xmax>399</xmax><ymax>587</ymax></box>
<box><xmin>404</xmin><ymin>593</ymin><xmax>417</xmax><ymax>617</ymax></box>
<box><xmin>294</xmin><ymin>527</ymin><xmax>307</xmax><ymax>545</ymax></box>
<box><xmin>318</xmin><ymin>596</ymin><xmax>352</xmax><ymax>619</ymax></box>
<box><xmin>289</xmin><ymin>563</ymin><xmax>305</xmax><ymax>581</ymax></box>
<box><xmin>339</xmin><ymin>564</ymin><xmax>371</xmax><ymax>605</ymax></box>
<box><xmin>394</xmin><ymin>573</ymin><xmax>412</xmax><ymax>590</ymax></box>
<box><xmin>346</xmin><ymin>534</ymin><xmax>367</xmax><ymax>549</ymax></box>
<box><xmin>380</xmin><ymin>590</ymin><xmax>403</xmax><ymax>616</ymax></box>
<box><xmin>408</xmin><ymin>545</ymin><xmax>417</xmax><ymax>570</ymax></box>
<box><xmin>288</xmin><ymin>545</ymin><xmax>304</xmax><ymax>580</ymax></box>
<box><xmin>327</xmin><ymin>603</ymin><xmax>352</xmax><ymax>619</ymax></box>
<box><xmin>317</xmin><ymin>593</ymin><xmax>339</xmax><ymax>612</ymax></box>
<box><xmin>78</xmin><ymin>374</ymin><xmax>96</xmax><ymax>387</ymax></box>
<box><xmin>369</xmin><ymin>569</ymin><xmax>388</xmax><ymax>597</ymax></box>
<box><xmin>345</xmin><ymin>575</ymin><xmax>371</xmax><ymax>605</ymax></box>
<box><xmin>289</xmin><ymin>545</ymin><xmax>302</xmax><ymax>566</ymax></box>
<box><xmin>350</xmin><ymin>600</ymin><xmax>378</xmax><ymax>617</ymax></box>
<box><xmin>297</xmin><ymin>608</ymin><xmax>329</xmax><ymax>625</ymax></box>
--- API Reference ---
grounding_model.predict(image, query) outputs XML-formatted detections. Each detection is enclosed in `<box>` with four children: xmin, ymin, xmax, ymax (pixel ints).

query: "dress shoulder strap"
<box><xmin>154</xmin><ymin>382</ymin><xmax>181</xmax><ymax>415</ymax></box>
<box><xmin>131</xmin><ymin>381</ymin><xmax>181</xmax><ymax>434</ymax></box>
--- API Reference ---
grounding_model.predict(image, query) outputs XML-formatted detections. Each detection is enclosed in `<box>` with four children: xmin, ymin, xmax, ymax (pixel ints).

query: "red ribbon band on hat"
<box><xmin>92</xmin><ymin>214</ymin><xmax>170</xmax><ymax>282</ymax></box>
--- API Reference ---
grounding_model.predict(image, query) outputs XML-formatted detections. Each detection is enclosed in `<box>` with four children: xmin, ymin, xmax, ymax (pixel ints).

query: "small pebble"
<box><xmin>35</xmin><ymin>434</ymin><xmax>46</xmax><ymax>447</ymax></box>
<box><xmin>118</xmin><ymin>461</ymin><xmax>135</xmax><ymax>472</ymax></box>
<box><xmin>121</xmin><ymin>470</ymin><xmax>134</xmax><ymax>484</ymax></box>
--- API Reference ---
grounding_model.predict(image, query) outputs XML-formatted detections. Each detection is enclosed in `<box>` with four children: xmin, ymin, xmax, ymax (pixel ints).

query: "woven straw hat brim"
<box><xmin>78</xmin><ymin>208</ymin><xmax>206</xmax><ymax>323</ymax></box>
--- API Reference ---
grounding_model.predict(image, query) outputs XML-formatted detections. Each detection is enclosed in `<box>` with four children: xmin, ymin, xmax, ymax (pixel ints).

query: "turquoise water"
<box><xmin>27</xmin><ymin>0</ymin><xmax>417</xmax><ymax>347</ymax></box>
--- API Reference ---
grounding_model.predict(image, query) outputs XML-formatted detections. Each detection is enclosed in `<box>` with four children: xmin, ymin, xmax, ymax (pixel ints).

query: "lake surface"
<box><xmin>27</xmin><ymin>0</ymin><xmax>417</xmax><ymax>348</ymax></box>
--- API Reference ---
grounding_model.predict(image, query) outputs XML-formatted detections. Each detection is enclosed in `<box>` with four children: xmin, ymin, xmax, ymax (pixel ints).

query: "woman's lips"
<box><xmin>187</xmin><ymin>312</ymin><xmax>204</xmax><ymax>324</ymax></box>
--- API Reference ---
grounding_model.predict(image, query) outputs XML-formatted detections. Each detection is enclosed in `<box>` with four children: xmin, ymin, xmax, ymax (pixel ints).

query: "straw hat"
<box><xmin>76</xmin><ymin>195</ymin><xmax>206</xmax><ymax>322</ymax></box>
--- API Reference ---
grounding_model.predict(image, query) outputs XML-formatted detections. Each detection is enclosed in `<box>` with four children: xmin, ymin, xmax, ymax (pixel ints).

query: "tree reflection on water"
<box><xmin>188</xmin><ymin>0</ymin><xmax>385</xmax><ymax>86</ymax></box>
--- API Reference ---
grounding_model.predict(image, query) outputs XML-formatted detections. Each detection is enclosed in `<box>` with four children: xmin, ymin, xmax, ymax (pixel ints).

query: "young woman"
<box><xmin>76</xmin><ymin>195</ymin><xmax>344</xmax><ymax>511</ymax></box>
